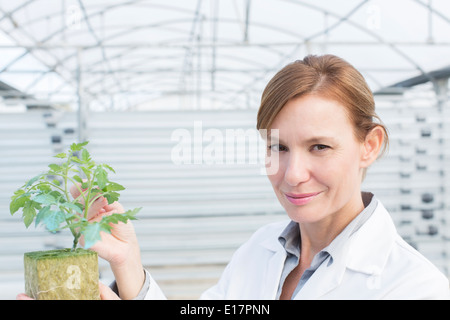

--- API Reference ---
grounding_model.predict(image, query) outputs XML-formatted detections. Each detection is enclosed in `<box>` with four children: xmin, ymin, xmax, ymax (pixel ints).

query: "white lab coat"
<box><xmin>145</xmin><ymin>200</ymin><xmax>450</xmax><ymax>300</ymax></box>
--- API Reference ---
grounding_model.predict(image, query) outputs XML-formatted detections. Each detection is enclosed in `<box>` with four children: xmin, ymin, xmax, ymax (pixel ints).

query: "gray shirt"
<box><xmin>276</xmin><ymin>192</ymin><xmax>378</xmax><ymax>299</ymax></box>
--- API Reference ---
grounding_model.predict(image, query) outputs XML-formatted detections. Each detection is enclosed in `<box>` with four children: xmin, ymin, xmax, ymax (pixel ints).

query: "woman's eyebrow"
<box><xmin>304</xmin><ymin>136</ymin><xmax>338</xmax><ymax>144</ymax></box>
<box><xmin>265</xmin><ymin>132</ymin><xmax>338</xmax><ymax>146</ymax></box>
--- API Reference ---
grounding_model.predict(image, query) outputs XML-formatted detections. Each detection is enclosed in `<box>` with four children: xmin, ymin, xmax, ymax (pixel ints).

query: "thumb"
<box><xmin>99</xmin><ymin>282</ymin><xmax>121</xmax><ymax>300</ymax></box>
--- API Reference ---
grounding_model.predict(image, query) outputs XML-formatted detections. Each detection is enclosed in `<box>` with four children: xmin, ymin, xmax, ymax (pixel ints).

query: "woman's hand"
<box><xmin>16</xmin><ymin>293</ymin><xmax>33</xmax><ymax>300</ymax></box>
<box><xmin>70</xmin><ymin>184</ymin><xmax>145</xmax><ymax>300</ymax></box>
<box><xmin>99</xmin><ymin>282</ymin><xmax>121</xmax><ymax>300</ymax></box>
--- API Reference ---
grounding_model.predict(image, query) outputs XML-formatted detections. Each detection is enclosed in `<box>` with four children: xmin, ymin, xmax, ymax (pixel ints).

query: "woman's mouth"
<box><xmin>284</xmin><ymin>192</ymin><xmax>322</xmax><ymax>206</ymax></box>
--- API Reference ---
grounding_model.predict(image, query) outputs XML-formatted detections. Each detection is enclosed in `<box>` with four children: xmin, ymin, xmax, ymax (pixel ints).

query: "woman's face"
<box><xmin>266</xmin><ymin>94</ymin><xmax>367</xmax><ymax>225</ymax></box>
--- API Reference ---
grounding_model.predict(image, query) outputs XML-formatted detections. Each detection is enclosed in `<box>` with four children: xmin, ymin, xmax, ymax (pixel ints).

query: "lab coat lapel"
<box><xmin>259</xmin><ymin>236</ymin><xmax>287</xmax><ymax>299</ymax></box>
<box><xmin>293</xmin><ymin>247</ymin><xmax>349</xmax><ymax>299</ymax></box>
<box><xmin>345</xmin><ymin>202</ymin><xmax>396</xmax><ymax>274</ymax></box>
<box><xmin>293</xmin><ymin>202</ymin><xmax>395</xmax><ymax>300</ymax></box>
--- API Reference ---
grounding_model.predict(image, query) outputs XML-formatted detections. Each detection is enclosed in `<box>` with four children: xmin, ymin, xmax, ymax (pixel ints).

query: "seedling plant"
<box><xmin>10</xmin><ymin>141</ymin><xmax>140</xmax><ymax>250</ymax></box>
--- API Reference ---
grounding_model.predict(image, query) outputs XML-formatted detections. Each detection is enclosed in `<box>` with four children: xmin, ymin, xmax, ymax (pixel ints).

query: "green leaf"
<box><xmin>103</xmin><ymin>164</ymin><xmax>116</xmax><ymax>174</ymax></box>
<box><xmin>70</xmin><ymin>141</ymin><xmax>89</xmax><ymax>152</ymax></box>
<box><xmin>104</xmin><ymin>191</ymin><xmax>119</xmax><ymax>204</ymax></box>
<box><xmin>70</xmin><ymin>156</ymin><xmax>83</xmax><ymax>164</ymax></box>
<box><xmin>102</xmin><ymin>208</ymin><xmax>140</xmax><ymax>225</ymax></box>
<box><xmin>35</xmin><ymin>207</ymin><xmax>65</xmax><ymax>232</ymax></box>
<box><xmin>10</xmin><ymin>194</ymin><xmax>28</xmax><ymax>215</ymax></box>
<box><xmin>49</xmin><ymin>190</ymin><xmax>63</xmax><ymax>201</ymax></box>
<box><xmin>105</xmin><ymin>182</ymin><xmax>125</xmax><ymax>192</ymax></box>
<box><xmin>95</xmin><ymin>167</ymin><xmax>108</xmax><ymax>189</ymax></box>
<box><xmin>60</xmin><ymin>202</ymin><xmax>83</xmax><ymax>214</ymax></box>
<box><xmin>81</xmin><ymin>149</ymin><xmax>91</xmax><ymax>162</ymax></box>
<box><xmin>104</xmin><ymin>213</ymin><xmax>127</xmax><ymax>224</ymax></box>
<box><xmin>73</xmin><ymin>175</ymin><xmax>83</xmax><ymax>183</ymax></box>
<box><xmin>124</xmin><ymin>207</ymin><xmax>141</xmax><ymax>219</ymax></box>
<box><xmin>25</xmin><ymin>174</ymin><xmax>42</xmax><ymax>188</ymax></box>
<box><xmin>62</xmin><ymin>218</ymin><xmax>87</xmax><ymax>231</ymax></box>
<box><xmin>90</xmin><ymin>188</ymin><xmax>102</xmax><ymax>196</ymax></box>
<box><xmin>81</xmin><ymin>166</ymin><xmax>91</xmax><ymax>179</ymax></box>
<box><xmin>46</xmin><ymin>211</ymin><xmax>66</xmax><ymax>232</ymax></box>
<box><xmin>35</xmin><ymin>206</ymin><xmax>49</xmax><ymax>227</ymax></box>
<box><xmin>33</xmin><ymin>194</ymin><xmax>56</xmax><ymax>205</ymax></box>
<box><xmin>48</xmin><ymin>164</ymin><xmax>61</xmax><ymax>172</ymax></box>
<box><xmin>37</xmin><ymin>184</ymin><xmax>52</xmax><ymax>192</ymax></box>
<box><xmin>81</xmin><ymin>208</ymin><xmax>140</xmax><ymax>248</ymax></box>
<box><xmin>54</xmin><ymin>152</ymin><xmax>67</xmax><ymax>159</ymax></box>
<box><xmin>82</xmin><ymin>222</ymin><xmax>111</xmax><ymax>249</ymax></box>
<box><xmin>11</xmin><ymin>189</ymin><xmax>25</xmax><ymax>199</ymax></box>
<box><xmin>22</xmin><ymin>201</ymin><xmax>41</xmax><ymax>228</ymax></box>
<box><xmin>75</xmin><ymin>202</ymin><xmax>84</xmax><ymax>213</ymax></box>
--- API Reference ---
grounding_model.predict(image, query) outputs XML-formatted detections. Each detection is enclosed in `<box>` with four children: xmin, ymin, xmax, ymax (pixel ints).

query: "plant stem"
<box><xmin>84</xmin><ymin>179</ymin><xmax>92</xmax><ymax>220</ymax></box>
<box><xmin>49</xmin><ymin>173</ymin><xmax>86</xmax><ymax>205</ymax></box>
<box><xmin>72</xmin><ymin>232</ymin><xmax>81</xmax><ymax>251</ymax></box>
<box><xmin>62</xmin><ymin>156</ymin><xmax>79</xmax><ymax>248</ymax></box>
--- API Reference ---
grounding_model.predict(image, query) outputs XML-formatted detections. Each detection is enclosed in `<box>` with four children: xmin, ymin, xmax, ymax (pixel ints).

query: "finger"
<box><xmin>16</xmin><ymin>293</ymin><xmax>34</xmax><ymax>300</ymax></box>
<box><xmin>87</xmin><ymin>196</ymin><xmax>108</xmax><ymax>221</ymax></box>
<box><xmin>99</xmin><ymin>282</ymin><xmax>121</xmax><ymax>300</ymax></box>
<box><xmin>103</xmin><ymin>201</ymin><xmax>125</xmax><ymax>214</ymax></box>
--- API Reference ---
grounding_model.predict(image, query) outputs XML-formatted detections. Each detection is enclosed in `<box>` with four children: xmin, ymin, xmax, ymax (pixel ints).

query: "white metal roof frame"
<box><xmin>0</xmin><ymin>0</ymin><xmax>449</xmax><ymax>111</ymax></box>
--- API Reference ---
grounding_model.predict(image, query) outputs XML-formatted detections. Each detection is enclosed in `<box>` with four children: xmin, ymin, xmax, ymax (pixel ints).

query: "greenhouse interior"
<box><xmin>0</xmin><ymin>0</ymin><xmax>449</xmax><ymax>299</ymax></box>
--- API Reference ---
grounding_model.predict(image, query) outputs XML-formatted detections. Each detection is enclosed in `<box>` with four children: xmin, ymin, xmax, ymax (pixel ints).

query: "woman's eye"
<box><xmin>312</xmin><ymin>144</ymin><xmax>330</xmax><ymax>151</ymax></box>
<box><xmin>268</xmin><ymin>144</ymin><xmax>287</xmax><ymax>152</ymax></box>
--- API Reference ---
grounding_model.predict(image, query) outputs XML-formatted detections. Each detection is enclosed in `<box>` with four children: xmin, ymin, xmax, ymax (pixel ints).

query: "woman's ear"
<box><xmin>360</xmin><ymin>126</ymin><xmax>384</xmax><ymax>168</ymax></box>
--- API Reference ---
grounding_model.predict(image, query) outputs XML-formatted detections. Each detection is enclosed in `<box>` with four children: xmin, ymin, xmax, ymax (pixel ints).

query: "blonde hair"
<box><xmin>257</xmin><ymin>54</ymin><xmax>389</xmax><ymax>158</ymax></box>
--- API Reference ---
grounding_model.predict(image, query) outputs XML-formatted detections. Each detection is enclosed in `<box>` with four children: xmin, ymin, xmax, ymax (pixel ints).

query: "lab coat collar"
<box><xmin>298</xmin><ymin>201</ymin><xmax>397</xmax><ymax>299</ymax></box>
<box><xmin>260</xmin><ymin>221</ymin><xmax>291</xmax><ymax>252</ymax></box>
<box><xmin>345</xmin><ymin>200</ymin><xmax>396</xmax><ymax>275</ymax></box>
<box><xmin>296</xmin><ymin>201</ymin><xmax>396</xmax><ymax>299</ymax></box>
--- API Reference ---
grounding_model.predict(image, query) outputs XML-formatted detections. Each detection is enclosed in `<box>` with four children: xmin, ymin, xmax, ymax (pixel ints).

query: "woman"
<box><xmin>18</xmin><ymin>54</ymin><xmax>450</xmax><ymax>300</ymax></box>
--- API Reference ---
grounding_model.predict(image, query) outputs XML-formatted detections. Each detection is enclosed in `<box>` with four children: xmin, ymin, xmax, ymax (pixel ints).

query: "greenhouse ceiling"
<box><xmin>0</xmin><ymin>0</ymin><xmax>449</xmax><ymax>111</ymax></box>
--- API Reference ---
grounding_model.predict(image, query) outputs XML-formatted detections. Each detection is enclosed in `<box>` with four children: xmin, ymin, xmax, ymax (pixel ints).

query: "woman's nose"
<box><xmin>284</xmin><ymin>153</ymin><xmax>311</xmax><ymax>187</ymax></box>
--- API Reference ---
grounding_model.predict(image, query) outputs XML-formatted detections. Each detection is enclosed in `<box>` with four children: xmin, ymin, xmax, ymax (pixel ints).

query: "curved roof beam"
<box><xmin>0</xmin><ymin>0</ymin><xmax>34</xmax><ymax>24</ymax></box>
<box><xmin>0</xmin><ymin>0</ymin><xmax>148</xmax><ymax>97</ymax></box>
<box><xmin>222</xmin><ymin>0</ymin><xmax>436</xmax><ymax>109</ymax></box>
<box><xmin>19</xmin><ymin>16</ymin><xmax>301</xmax><ymax>96</ymax></box>
<box><xmin>0</xmin><ymin>1</ymin><xmax>305</xmax><ymax>105</ymax></box>
<box><xmin>83</xmin><ymin>62</ymin><xmax>259</xmax><ymax>93</ymax></box>
<box><xmin>221</xmin><ymin>0</ymin><xmax>371</xmax><ymax>108</ymax></box>
<box><xmin>84</xmin><ymin>74</ymin><xmax>255</xmax><ymax>110</ymax></box>
<box><xmin>413</xmin><ymin>0</ymin><xmax>450</xmax><ymax>25</ymax></box>
<box><xmin>95</xmin><ymin>17</ymin><xmax>305</xmax><ymax>47</ymax></box>
<box><xmin>83</xmin><ymin>52</ymin><xmax>271</xmax><ymax>86</ymax></box>
<box><xmin>82</xmin><ymin>40</ymin><xmax>276</xmax><ymax>84</ymax></box>
<box><xmin>0</xmin><ymin>3</ymin><xmax>113</xmax><ymax>104</ymax></box>
<box><xmin>10</xmin><ymin>1</ymin><xmax>306</xmax><ymax>47</ymax></box>
<box><xmin>91</xmin><ymin>75</ymin><xmax>251</xmax><ymax>96</ymax></box>
<box><xmin>1</xmin><ymin>0</ymin><xmax>447</xmax><ymax>110</ymax></box>
<box><xmin>284</xmin><ymin>0</ymin><xmax>429</xmax><ymax>76</ymax></box>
